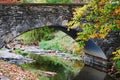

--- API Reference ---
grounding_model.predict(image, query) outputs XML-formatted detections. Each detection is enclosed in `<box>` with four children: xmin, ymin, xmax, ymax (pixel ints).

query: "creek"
<box><xmin>28</xmin><ymin>55</ymin><xmax>83</xmax><ymax>80</ymax></box>
<box><xmin>21</xmin><ymin>47</ymin><xmax>84</xmax><ymax>80</ymax></box>
<box><xmin>0</xmin><ymin>46</ymin><xmax>83</xmax><ymax>80</ymax></box>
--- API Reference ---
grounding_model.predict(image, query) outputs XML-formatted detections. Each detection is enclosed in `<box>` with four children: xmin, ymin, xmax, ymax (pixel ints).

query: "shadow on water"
<box><xmin>73</xmin><ymin>40</ymin><xmax>115</xmax><ymax>80</ymax></box>
<box><xmin>73</xmin><ymin>66</ymin><xmax>115</xmax><ymax>80</ymax></box>
<box><xmin>49</xmin><ymin>60</ymin><xmax>83</xmax><ymax>80</ymax></box>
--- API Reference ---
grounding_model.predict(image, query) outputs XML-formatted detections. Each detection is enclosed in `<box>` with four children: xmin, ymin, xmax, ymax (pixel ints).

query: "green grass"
<box><xmin>19</xmin><ymin>27</ymin><xmax>55</xmax><ymax>44</ymax></box>
<box><xmin>19</xmin><ymin>27</ymin><xmax>81</xmax><ymax>54</ymax></box>
<box><xmin>39</xmin><ymin>31</ymin><xmax>80</xmax><ymax>54</ymax></box>
<box><xmin>18</xmin><ymin>28</ymin><xmax>84</xmax><ymax>80</ymax></box>
<box><xmin>14</xmin><ymin>48</ymin><xmax>30</xmax><ymax>56</ymax></box>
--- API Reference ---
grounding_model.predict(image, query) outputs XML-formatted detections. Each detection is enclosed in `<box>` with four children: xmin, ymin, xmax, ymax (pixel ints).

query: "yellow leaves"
<box><xmin>67</xmin><ymin>5</ymin><xmax>88</xmax><ymax>29</ymax></box>
<box><xmin>95</xmin><ymin>23</ymin><xmax>100</xmax><ymax>28</ymax></box>
<box><xmin>76</xmin><ymin>47</ymin><xmax>83</xmax><ymax>53</ymax></box>
<box><xmin>100</xmin><ymin>25</ymin><xmax>111</xmax><ymax>33</ymax></box>
<box><xmin>73</xmin><ymin>5</ymin><xmax>88</xmax><ymax>16</ymax></box>
<box><xmin>74</xmin><ymin>5</ymin><xmax>88</xmax><ymax>13</ymax></box>
<box><xmin>67</xmin><ymin>21</ymin><xmax>75</xmax><ymax>27</ymax></box>
<box><xmin>67</xmin><ymin>21</ymin><xmax>80</xmax><ymax>29</ymax></box>
<box><xmin>99</xmin><ymin>33</ymin><xmax>108</xmax><ymax>38</ymax></box>
<box><xmin>112</xmin><ymin>50</ymin><xmax>120</xmax><ymax>55</ymax></box>
<box><xmin>99</xmin><ymin>9</ymin><xmax>108</xmax><ymax>15</ymax></box>
<box><xmin>67</xmin><ymin>0</ymin><xmax>120</xmax><ymax>51</ymax></box>
<box><xmin>112</xmin><ymin>49</ymin><xmax>120</xmax><ymax>60</ymax></box>
<box><xmin>99</xmin><ymin>24</ymin><xmax>112</xmax><ymax>38</ymax></box>
<box><xmin>114</xmin><ymin>50</ymin><xmax>120</xmax><ymax>54</ymax></box>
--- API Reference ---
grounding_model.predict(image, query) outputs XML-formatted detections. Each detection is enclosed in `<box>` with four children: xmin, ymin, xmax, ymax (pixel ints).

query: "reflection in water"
<box><xmin>48</xmin><ymin>60</ymin><xmax>84</xmax><ymax>80</ymax></box>
<box><xmin>74</xmin><ymin>39</ymin><xmax>115</xmax><ymax>80</ymax></box>
<box><xmin>73</xmin><ymin>66</ymin><xmax>115</xmax><ymax>80</ymax></box>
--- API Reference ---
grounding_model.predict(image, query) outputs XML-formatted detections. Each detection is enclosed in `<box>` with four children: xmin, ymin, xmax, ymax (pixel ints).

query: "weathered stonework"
<box><xmin>0</xmin><ymin>4</ymin><xmax>84</xmax><ymax>48</ymax></box>
<box><xmin>0</xmin><ymin>4</ymin><xmax>120</xmax><ymax>59</ymax></box>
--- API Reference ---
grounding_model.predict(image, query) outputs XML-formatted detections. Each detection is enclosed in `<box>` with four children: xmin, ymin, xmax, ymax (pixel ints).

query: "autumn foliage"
<box><xmin>67</xmin><ymin>0</ymin><xmax>120</xmax><ymax>48</ymax></box>
<box><xmin>0</xmin><ymin>61</ymin><xmax>37</xmax><ymax>80</ymax></box>
<box><xmin>67</xmin><ymin>0</ymin><xmax>120</xmax><ymax>76</ymax></box>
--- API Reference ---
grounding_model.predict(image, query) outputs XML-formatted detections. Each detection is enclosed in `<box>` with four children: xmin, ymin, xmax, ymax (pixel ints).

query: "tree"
<box><xmin>67</xmin><ymin>0</ymin><xmax>120</xmax><ymax>48</ymax></box>
<box><xmin>67</xmin><ymin>0</ymin><xmax>120</xmax><ymax>77</ymax></box>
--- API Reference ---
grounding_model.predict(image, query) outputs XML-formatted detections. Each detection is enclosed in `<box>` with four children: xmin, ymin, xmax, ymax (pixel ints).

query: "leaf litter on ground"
<box><xmin>0</xmin><ymin>60</ymin><xmax>37</xmax><ymax>80</ymax></box>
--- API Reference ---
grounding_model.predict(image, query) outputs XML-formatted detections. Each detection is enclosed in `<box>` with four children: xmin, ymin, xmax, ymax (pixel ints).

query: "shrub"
<box><xmin>19</xmin><ymin>27</ymin><xmax>55</xmax><ymax>44</ymax></box>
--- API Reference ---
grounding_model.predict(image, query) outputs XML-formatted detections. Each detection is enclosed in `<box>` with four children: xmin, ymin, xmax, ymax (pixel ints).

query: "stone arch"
<box><xmin>0</xmin><ymin>4</ymin><xmax>80</xmax><ymax>48</ymax></box>
<box><xmin>0</xmin><ymin>4</ymin><xmax>119</xmax><ymax>58</ymax></box>
<box><xmin>0</xmin><ymin>25</ymin><xmax>80</xmax><ymax>48</ymax></box>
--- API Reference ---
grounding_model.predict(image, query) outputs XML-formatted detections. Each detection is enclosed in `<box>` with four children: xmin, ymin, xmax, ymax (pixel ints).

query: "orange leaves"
<box><xmin>115</xmin><ymin>20</ymin><xmax>120</xmax><ymax>29</ymax></box>
<box><xmin>0</xmin><ymin>61</ymin><xmax>37</xmax><ymax>80</ymax></box>
<box><xmin>67</xmin><ymin>0</ymin><xmax>120</xmax><ymax>50</ymax></box>
<box><xmin>113</xmin><ymin>7</ymin><xmax>120</xmax><ymax>15</ymax></box>
<box><xmin>93</xmin><ymin>33</ymin><xmax>100</xmax><ymax>38</ymax></box>
<box><xmin>99</xmin><ymin>0</ymin><xmax>108</xmax><ymax>9</ymax></box>
<box><xmin>115</xmin><ymin>20</ymin><xmax>120</xmax><ymax>24</ymax></box>
<box><xmin>91</xmin><ymin>32</ymin><xmax>107</xmax><ymax>39</ymax></box>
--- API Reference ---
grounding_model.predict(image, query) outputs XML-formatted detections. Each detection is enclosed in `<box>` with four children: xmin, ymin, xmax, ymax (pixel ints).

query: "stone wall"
<box><xmin>0</xmin><ymin>4</ymin><xmax>84</xmax><ymax>48</ymax></box>
<box><xmin>94</xmin><ymin>31</ymin><xmax>120</xmax><ymax>59</ymax></box>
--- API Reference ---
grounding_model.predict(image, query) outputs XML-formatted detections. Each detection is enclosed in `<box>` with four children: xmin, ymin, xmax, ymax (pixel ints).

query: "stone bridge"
<box><xmin>0</xmin><ymin>4</ymin><xmax>85</xmax><ymax>48</ymax></box>
<box><xmin>0</xmin><ymin>4</ymin><xmax>120</xmax><ymax>80</ymax></box>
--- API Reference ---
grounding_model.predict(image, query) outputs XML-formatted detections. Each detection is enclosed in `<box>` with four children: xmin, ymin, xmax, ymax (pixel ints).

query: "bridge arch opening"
<box><xmin>8</xmin><ymin>25</ymin><xmax>80</xmax><ymax>52</ymax></box>
<box><xmin>0</xmin><ymin>4</ymin><xmax>118</xmax><ymax>80</ymax></box>
<box><xmin>0</xmin><ymin>25</ymin><xmax>80</xmax><ymax>48</ymax></box>
<box><xmin>1</xmin><ymin>25</ymin><xmax>83</xmax><ymax>80</ymax></box>
<box><xmin>0</xmin><ymin>24</ymin><xmax>117</xmax><ymax>80</ymax></box>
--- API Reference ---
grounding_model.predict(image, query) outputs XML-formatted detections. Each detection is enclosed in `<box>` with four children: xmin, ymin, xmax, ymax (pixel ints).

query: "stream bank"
<box><xmin>0</xmin><ymin>46</ymin><xmax>83</xmax><ymax>80</ymax></box>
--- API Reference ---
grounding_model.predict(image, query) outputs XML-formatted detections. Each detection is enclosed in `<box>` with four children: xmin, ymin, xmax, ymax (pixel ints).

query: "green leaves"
<box><xmin>19</xmin><ymin>27</ymin><xmax>55</xmax><ymax>44</ymax></box>
<box><xmin>67</xmin><ymin>0</ymin><xmax>120</xmax><ymax>50</ymax></box>
<box><xmin>112</xmin><ymin>49</ymin><xmax>120</xmax><ymax>75</ymax></box>
<box><xmin>116</xmin><ymin>61</ymin><xmax>120</xmax><ymax>69</ymax></box>
<box><xmin>14</xmin><ymin>48</ymin><xmax>30</xmax><ymax>56</ymax></box>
